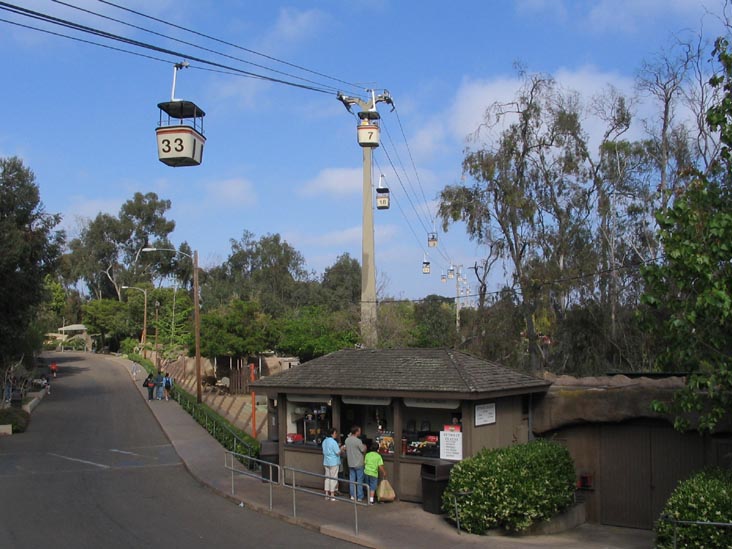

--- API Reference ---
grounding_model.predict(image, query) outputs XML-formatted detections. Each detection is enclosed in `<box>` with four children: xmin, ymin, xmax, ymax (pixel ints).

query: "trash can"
<box><xmin>421</xmin><ymin>461</ymin><xmax>454</xmax><ymax>514</ymax></box>
<box><xmin>259</xmin><ymin>440</ymin><xmax>279</xmax><ymax>483</ymax></box>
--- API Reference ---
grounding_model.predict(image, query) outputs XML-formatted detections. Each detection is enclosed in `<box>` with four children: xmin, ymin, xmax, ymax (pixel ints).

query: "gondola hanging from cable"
<box><xmin>156</xmin><ymin>62</ymin><xmax>206</xmax><ymax>167</ymax></box>
<box><xmin>427</xmin><ymin>232</ymin><xmax>438</xmax><ymax>247</ymax></box>
<box><xmin>422</xmin><ymin>254</ymin><xmax>431</xmax><ymax>275</ymax></box>
<box><xmin>447</xmin><ymin>264</ymin><xmax>455</xmax><ymax>279</ymax></box>
<box><xmin>376</xmin><ymin>174</ymin><xmax>390</xmax><ymax>210</ymax></box>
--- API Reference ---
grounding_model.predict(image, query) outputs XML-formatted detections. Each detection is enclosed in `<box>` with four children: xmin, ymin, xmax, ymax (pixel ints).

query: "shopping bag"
<box><xmin>376</xmin><ymin>479</ymin><xmax>396</xmax><ymax>502</ymax></box>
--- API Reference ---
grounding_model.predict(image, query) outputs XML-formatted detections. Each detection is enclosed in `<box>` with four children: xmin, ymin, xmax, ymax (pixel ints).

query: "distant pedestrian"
<box><xmin>163</xmin><ymin>373</ymin><xmax>173</xmax><ymax>401</ymax></box>
<box><xmin>50</xmin><ymin>362</ymin><xmax>58</xmax><ymax>378</ymax></box>
<box><xmin>345</xmin><ymin>425</ymin><xmax>367</xmax><ymax>501</ymax></box>
<box><xmin>131</xmin><ymin>363</ymin><xmax>140</xmax><ymax>380</ymax></box>
<box><xmin>154</xmin><ymin>369</ymin><xmax>164</xmax><ymax>400</ymax></box>
<box><xmin>322</xmin><ymin>428</ymin><xmax>343</xmax><ymax>501</ymax></box>
<box><xmin>143</xmin><ymin>374</ymin><xmax>155</xmax><ymax>401</ymax></box>
<box><xmin>364</xmin><ymin>442</ymin><xmax>386</xmax><ymax>504</ymax></box>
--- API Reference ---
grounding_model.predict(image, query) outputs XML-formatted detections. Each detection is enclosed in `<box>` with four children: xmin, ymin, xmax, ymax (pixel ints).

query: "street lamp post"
<box><xmin>142</xmin><ymin>247</ymin><xmax>202</xmax><ymax>404</ymax></box>
<box><xmin>121</xmin><ymin>286</ymin><xmax>148</xmax><ymax>359</ymax></box>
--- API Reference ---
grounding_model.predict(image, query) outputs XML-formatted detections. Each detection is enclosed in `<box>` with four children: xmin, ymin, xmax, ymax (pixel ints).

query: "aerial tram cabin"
<box><xmin>441</xmin><ymin>272</ymin><xmax>447</xmax><ymax>283</ymax></box>
<box><xmin>156</xmin><ymin>100</ymin><xmax>206</xmax><ymax>167</ymax></box>
<box><xmin>422</xmin><ymin>255</ymin><xmax>431</xmax><ymax>275</ymax></box>
<box><xmin>447</xmin><ymin>265</ymin><xmax>455</xmax><ymax>279</ymax></box>
<box><xmin>376</xmin><ymin>174</ymin><xmax>390</xmax><ymax>210</ymax></box>
<box><xmin>156</xmin><ymin>62</ymin><xmax>206</xmax><ymax>167</ymax></box>
<box><xmin>427</xmin><ymin>232</ymin><xmax>438</xmax><ymax>247</ymax></box>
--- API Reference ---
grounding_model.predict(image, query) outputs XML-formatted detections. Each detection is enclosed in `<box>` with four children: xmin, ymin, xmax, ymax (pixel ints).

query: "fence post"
<box><xmin>292</xmin><ymin>471</ymin><xmax>297</xmax><ymax>519</ymax></box>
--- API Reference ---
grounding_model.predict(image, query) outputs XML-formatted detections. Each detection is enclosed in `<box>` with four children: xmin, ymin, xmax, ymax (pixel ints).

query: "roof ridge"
<box><xmin>445</xmin><ymin>349</ymin><xmax>479</xmax><ymax>392</ymax></box>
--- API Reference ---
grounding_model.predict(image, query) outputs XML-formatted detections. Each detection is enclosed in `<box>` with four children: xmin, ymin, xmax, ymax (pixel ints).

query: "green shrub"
<box><xmin>655</xmin><ymin>468</ymin><xmax>732</xmax><ymax>549</ymax></box>
<box><xmin>119</xmin><ymin>338</ymin><xmax>139</xmax><ymax>356</ymax></box>
<box><xmin>442</xmin><ymin>439</ymin><xmax>575</xmax><ymax>533</ymax></box>
<box><xmin>0</xmin><ymin>408</ymin><xmax>31</xmax><ymax>433</ymax></box>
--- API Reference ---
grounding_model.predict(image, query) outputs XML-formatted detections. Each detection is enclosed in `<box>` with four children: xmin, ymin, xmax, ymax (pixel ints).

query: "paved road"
<box><xmin>0</xmin><ymin>354</ymin><xmax>354</xmax><ymax>548</ymax></box>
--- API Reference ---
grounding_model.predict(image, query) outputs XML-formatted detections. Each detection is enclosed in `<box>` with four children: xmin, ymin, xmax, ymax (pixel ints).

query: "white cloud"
<box><xmin>265</xmin><ymin>8</ymin><xmax>329</xmax><ymax>47</ymax></box>
<box><xmin>299</xmin><ymin>167</ymin><xmax>362</xmax><ymax>196</ymax></box>
<box><xmin>203</xmin><ymin>177</ymin><xmax>257</xmax><ymax>207</ymax></box>
<box><xmin>289</xmin><ymin>223</ymin><xmax>399</xmax><ymax>248</ymax></box>
<box><xmin>514</xmin><ymin>0</ymin><xmax>715</xmax><ymax>34</ymax></box>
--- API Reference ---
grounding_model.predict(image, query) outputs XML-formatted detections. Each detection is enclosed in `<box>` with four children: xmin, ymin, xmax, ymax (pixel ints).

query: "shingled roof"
<box><xmin>250</xmin><ymin>348</ymin><xmax>550</xmax><ymax>399</ymax></box>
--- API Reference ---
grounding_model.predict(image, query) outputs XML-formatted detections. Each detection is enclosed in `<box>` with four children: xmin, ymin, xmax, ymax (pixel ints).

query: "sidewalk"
<box><xmin>116</xmin><ymin>356</ymin><xmax>653</xmax><ymax>549</ymax></box>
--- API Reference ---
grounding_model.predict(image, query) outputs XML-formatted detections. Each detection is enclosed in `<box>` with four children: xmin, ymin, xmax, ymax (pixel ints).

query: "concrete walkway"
<box><xmin>115</xmin><ymin>355</ymin><xmax>654</xmax><ymax>549</ymax></box>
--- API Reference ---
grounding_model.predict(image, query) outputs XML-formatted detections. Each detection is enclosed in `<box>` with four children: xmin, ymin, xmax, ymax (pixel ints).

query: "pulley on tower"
<box><xmin>156</xmin><ymin>62</ymin><xmax>206</xmax><ymax>167</ymax></box>
<box><xmin>376</xmin><ymin>174</ymin><xmax>390</xmax><ymax>210</ymax></box>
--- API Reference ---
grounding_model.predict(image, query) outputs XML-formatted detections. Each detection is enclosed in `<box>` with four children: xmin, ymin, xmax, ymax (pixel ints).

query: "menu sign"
<box><xmin>474</xmin><ymin>402</ymin><xmax>496</xmax><ymax>426</ymax></box>
<box><xmin>440</xmin><ymin>431</ymin><xmax>463</xmax><ymax>461</ymax></box>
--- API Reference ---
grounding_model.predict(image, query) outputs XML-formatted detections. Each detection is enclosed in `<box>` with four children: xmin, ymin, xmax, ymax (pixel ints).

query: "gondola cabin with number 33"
<box><xmin>156</xmin><ymin>100</ymin><xmax>206</xmax><ymax>167</ymax></box>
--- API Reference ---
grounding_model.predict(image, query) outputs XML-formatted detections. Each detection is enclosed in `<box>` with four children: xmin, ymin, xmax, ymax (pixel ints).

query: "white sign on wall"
<box><xmin>474</xmin><ymin>402</ymin><xmax>496</xmax><ymax>426</ymax></box>
<box><xmin>440</xmin><ymin>431</ymin><xmax>463</xmax><ymax>461</ymax></box>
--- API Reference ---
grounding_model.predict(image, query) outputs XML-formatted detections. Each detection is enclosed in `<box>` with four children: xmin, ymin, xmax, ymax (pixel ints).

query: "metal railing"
<box><xmin>659</xmin><ymin>515</ymin><xmax>732</xmax><ymax>549</ymax></box>
<box><xmin>172</xmin><ymin>388</ymin><xmax>257</xmax><ymax>458</ymax></box>
<box><xmin>282</xmin><ymin>466</ymin><xmax>370</xmax><ymax>536</ymax></box>
<box><xmin>224</xmin><ymin>450</ymin><xmax>281</xmax><ymax>511</ymax></box>
<box><xmin>450</xmin><ymin>490</ymin><xmax>473</xmax><ymax>535</ymax></box>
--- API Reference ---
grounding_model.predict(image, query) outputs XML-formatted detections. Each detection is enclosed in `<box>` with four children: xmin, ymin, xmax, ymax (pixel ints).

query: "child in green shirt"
<box><xmin>364</xmin><ymin>442</ymin><xmax>387</xmax><ymax>504</ymax></box>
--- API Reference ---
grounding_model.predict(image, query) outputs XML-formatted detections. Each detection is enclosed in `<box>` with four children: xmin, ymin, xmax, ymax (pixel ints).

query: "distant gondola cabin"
<box><xmin>156</xmin><ymin>100</ymin><xmax>206</xmax><ymax>167</ymax></box>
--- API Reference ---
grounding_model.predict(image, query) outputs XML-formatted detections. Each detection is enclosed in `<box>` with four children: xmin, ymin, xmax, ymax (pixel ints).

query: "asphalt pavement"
<box><xmin>0</xmin><ymin>353</ymin><xmax>356</xmax><ymax>549</ymax></box>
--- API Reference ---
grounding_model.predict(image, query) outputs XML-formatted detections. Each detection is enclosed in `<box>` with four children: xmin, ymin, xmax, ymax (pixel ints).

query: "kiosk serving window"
<box><xmin>285</xmin><ymin>394</ymin><xmax>332</xmax><ymax>446</ymax></box>
<box><xmin>341</xmin><ymin>396</ymin><xmax>394</xmax><ymax>454</ymax></box>
<box><xmin>401</xmin><ymin>399</ymin><xmax>461</xmax><ymax>458</ymax></box>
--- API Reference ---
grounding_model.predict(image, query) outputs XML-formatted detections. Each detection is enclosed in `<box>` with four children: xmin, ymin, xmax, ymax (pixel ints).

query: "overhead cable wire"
<box><xmin>51</xmin><ymin>0</ymin><xmax>344</xmax><ymax>94</ymax></box>
<box><xmin>0</xmin><ymin>16</ymin><xmax>175</xmax><ymax>64</ymax></box>
<box><xmin>392</xmin><ymin>106</ymin><xmax>435</xmax><ymax>222</ymax></box>
<box><xmin>373</xmin><ymin>156</ymin><xmax>428</xmax><ymax>257</ymax></box>
<box><xmin>380</xmin><ymin>119</ymin><xmax>434</xmax><ymax>233</ymax></box>
<box><xmin>95</xmin><ymin>0</ymin><xmax>366</xmax><ymax>94</ymax></box>
<box><xmin>0</xmin><ymin>2</ymin><xmax>334</xmax><ymax>94</ymax></box>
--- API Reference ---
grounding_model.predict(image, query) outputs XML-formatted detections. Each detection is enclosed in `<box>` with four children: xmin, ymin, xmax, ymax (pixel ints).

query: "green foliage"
<box><xmin>0</xmin><ymin>408</ymin><xmax>31</xmax><ymax>433</ymax></box>
<box><xmin>0</xmin><ymin>157</ymin><xmax>64</xmax><ymax>365</ymax></box>
<box><xmin>412</xmin><ymin>295</ymin><xmax>456</xmax><ymax>348</ymax></box>
<box><xmin>82</xmin><ymin>298</ymin><xmax>130</xmax><ymax>351</ymax></box>
<box><xmin>276</xmin><ymin>306</ymin><xmax>358</xmax><ymax>361</ymax></box>
<box><xmin>119</xmin><ymin>337</ymin><xmax>138</xmax><ymax>356</ymax></box>
<box><xmin>655</xmin><ymin>469</ymin><xmax>732</xmax><ymax>549</ymax></box>
<box><xmin>199</xmin><ymin>300</ymin><xmax>275</xmax><ymax>358</ymax></box>
<box><xmin>642</xmin><ymin>38</ymin><xmax>732</xmax><ymax>432</ymax></box>
<box><xmin>321</xmin><ymin>253</ymin><xmax>361</xmax><ymax>310</ymax></box>
<box><xmin>443</xmin><ymin>440</ymin><xmax>575</xmax><ymax>533</ymax></box>
<box><xmin>65</xmin><ymin>192</ymin><xmax>178</xmax><ymax>299</ymax></box>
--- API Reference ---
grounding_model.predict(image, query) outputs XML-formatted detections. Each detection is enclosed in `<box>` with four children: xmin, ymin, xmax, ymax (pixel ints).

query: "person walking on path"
<box><xmin>143</xmin><ymin>374</ymin><xmax>155</xmax><ymax>401</ymax></box>
<box><xmin>162</xmin><ymin>373</ymin><xmax>173</xmax><ymax>401</ymax></box>
<box><xmin>322</xmin><ymin>428</ymin><xmax>343</xmax><ymax>501</ymax></box>
<box><xmin>364</xmin><ymin>442</ymin><xmax>387</xmax><ymax>504</ymax></box>
<box><xmin>154</xmin><ymin>369</ymin><xmax>164</xmax><ymax>400</ymax></box>
<box><xmin>345</xmin><ymin>425</ymin><xmax>367</xmax><ymax>501</ymax></box>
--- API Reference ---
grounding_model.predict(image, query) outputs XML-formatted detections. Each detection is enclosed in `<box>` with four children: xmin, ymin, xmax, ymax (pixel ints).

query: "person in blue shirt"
<box><xmin>322</xmin><ymin>428</ymin><xmax>343</xmax><ymax>500</ymax></box>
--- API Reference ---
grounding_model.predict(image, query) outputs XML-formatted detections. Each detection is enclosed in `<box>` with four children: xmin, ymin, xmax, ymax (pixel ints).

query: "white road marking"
<box><xmin>109</xmin><ymin>449</ymin><xmax>141</xmax><ymax>456</ymax></box>
<box><xmin>47</xmin><ymin>453</ymin><xmax>110</xmax><ymax>469</ymax></box>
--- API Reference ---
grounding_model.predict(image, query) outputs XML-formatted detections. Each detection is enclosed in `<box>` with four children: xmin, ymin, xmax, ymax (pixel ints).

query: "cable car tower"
<box><xmin>337</xmin><ymin>89</ymin><xmax>394</xmax><ymax>347</ymax></box>
<box><xmin>156</xmin><ymin>62</ymin><xmax>206</xmax><ymax>167</ymax></box>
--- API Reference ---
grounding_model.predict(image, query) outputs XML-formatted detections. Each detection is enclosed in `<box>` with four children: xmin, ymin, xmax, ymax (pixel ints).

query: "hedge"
<box><xmin>442</xmin><ymin>439</ymin><xmax>576</xmax><ymax>533</ymax></box>
<box><xmin>655</xmin><ymin>468</ymin><xmax>732</xmax><ymax>549</ymax></box>
<box><xmin>0</xmin><ymin>408</ymin><xmax>30</xmax><ymax>433</ymax></box>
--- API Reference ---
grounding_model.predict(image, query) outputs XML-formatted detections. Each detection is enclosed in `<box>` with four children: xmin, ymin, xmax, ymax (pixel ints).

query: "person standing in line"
<box><xmin>163</xmin><ymin>373</ymin><xmax>173</xmax><ymax>401</ymax></box>
<box><xmin>154</xmin><ymin>369</ymin><xmax>164</xmax><ymax>400</ymax></box>
<box><xmin>364</xmin><ymin>442</ymin><xmax>387</xmax><ymax>504</ymax></box>
<box><xmin>345</xmin><ymin>425</ymin><xmax>367</xmax><ymax>501</ymax></box>
<box><xmin>322</xmin><ymin>428</ymin><xmax>343</xmax><ymax>501</ymax></box>
<box><xmin>143</xmin><ymin>374</ymin><xmax>155</xmax><ymax>401</ymax></box>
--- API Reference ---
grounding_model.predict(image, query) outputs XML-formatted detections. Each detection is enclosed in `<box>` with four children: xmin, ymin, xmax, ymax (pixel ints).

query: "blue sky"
<box><xmin>1</xmin><ymin>0</ymin><xmax>725</xmax><ymax>299</ymax></box>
